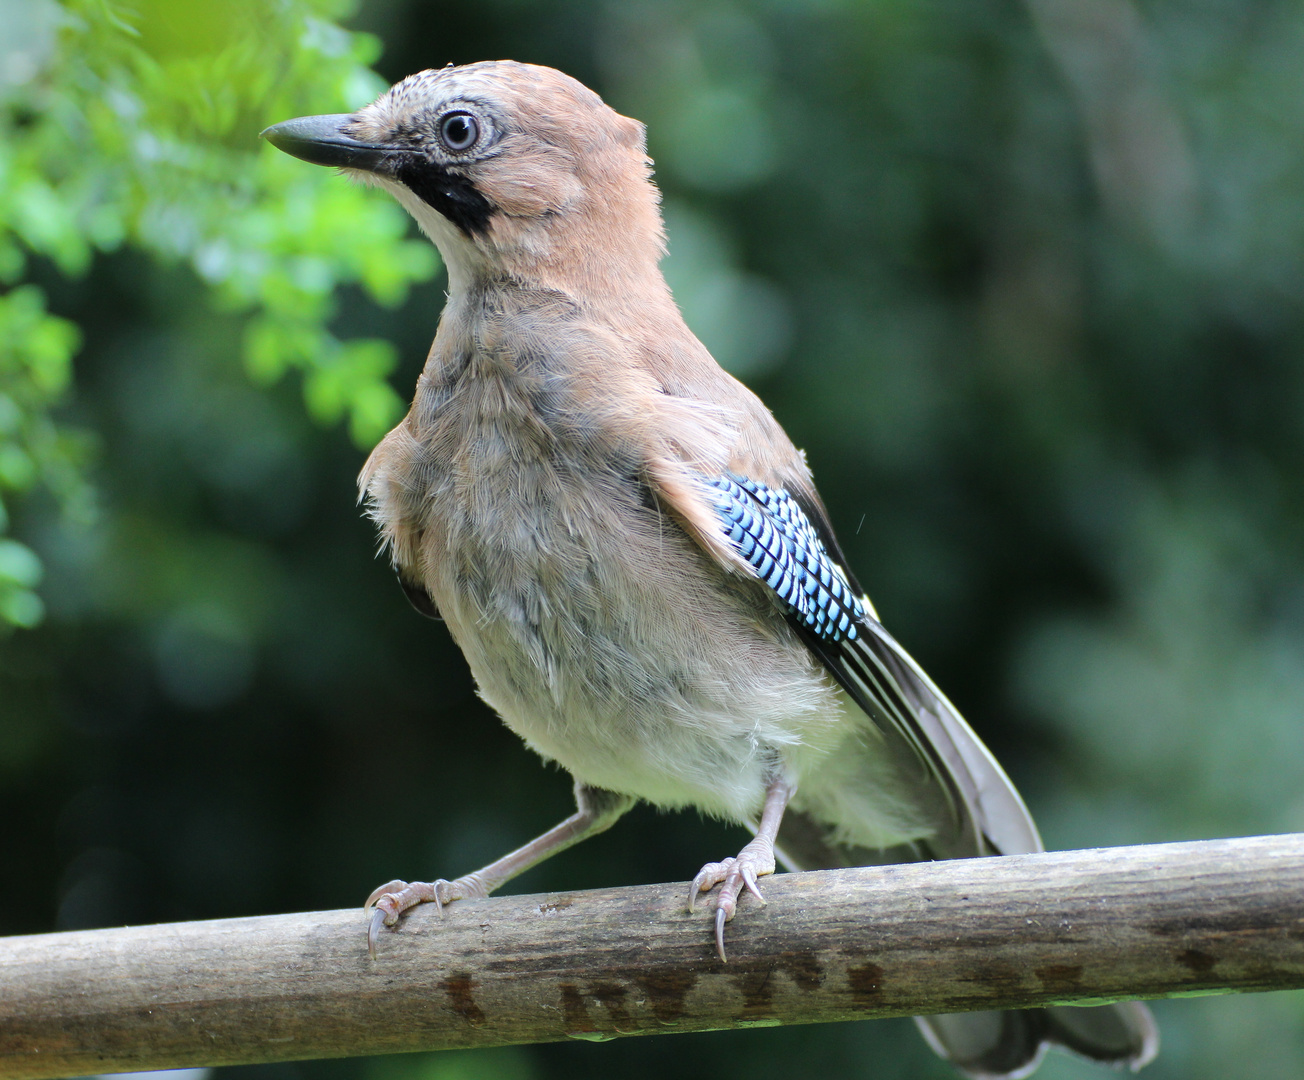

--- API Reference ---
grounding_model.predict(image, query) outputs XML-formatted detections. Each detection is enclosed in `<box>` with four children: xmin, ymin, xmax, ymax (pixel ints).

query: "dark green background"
<box><xmin>4</xmin><ymin>0</ymin><xmax>1304</xmax><ymax>1077</ymax></box>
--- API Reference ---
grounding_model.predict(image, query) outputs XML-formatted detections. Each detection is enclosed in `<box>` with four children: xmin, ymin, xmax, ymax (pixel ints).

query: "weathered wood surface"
<box><xmin>2</xmin><ymin>834</ymin><xmax>1302</xmax><ymax>1079</ymax></box>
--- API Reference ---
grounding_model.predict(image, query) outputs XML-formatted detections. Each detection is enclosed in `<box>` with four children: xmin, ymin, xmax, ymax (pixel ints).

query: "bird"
<box><xmin>261</xmin><ymin>61</ymin><xmax>1158</xmax><ymax>1078</ymax></box>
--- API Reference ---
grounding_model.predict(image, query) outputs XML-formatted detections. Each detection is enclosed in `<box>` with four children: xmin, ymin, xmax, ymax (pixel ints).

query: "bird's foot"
<box><xmin>687</xmin><ymin>834</ymin><xmax>777</xmax><ymax>962</ymax></box>
<box><xmin>364</xmin><ymin>875</ymin><xmax>485</xmax><ymax>957</ymax></box>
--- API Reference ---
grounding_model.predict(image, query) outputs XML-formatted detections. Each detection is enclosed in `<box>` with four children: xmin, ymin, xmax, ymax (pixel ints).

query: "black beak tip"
<box><xmin>260</xmin><ymin>114</ymin><xmax>388</xmax><ymax>171</ymax></box>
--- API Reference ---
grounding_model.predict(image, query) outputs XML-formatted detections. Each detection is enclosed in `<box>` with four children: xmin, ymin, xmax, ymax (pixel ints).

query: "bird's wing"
<box><xmin>682</xmin><ymin>472</ymin><xmax>1042</xmax><ymax>859</ymax></box>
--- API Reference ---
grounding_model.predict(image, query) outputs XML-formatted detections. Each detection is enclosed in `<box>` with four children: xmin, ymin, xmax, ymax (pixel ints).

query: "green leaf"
<box><xmin>0</xmin><ymin>538</ymin><xmax>43</xmax><ymax>588</ymax></box>
<box><xmin>0</xmin><ymin>586</ymin><xmax>45</xmax><ymax>628</ymax></box>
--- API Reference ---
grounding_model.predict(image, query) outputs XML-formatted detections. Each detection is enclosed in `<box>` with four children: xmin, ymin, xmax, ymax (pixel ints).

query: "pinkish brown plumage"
<box><xmin>263</xmin><ymin>62</ymin><xmax>1157</xmax><ymax>1077</ymax></box>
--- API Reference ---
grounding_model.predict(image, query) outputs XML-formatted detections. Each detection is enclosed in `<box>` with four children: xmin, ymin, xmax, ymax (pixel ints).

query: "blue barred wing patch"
<box><xmin>703</xmin><ymin>475</ymin><xmax>1041</xmax><ymax>861</ymax></box>
<box><xmin>706</xmin><ymin>474</ymin><xmax>865</xmax><ymax>643</ymax></box>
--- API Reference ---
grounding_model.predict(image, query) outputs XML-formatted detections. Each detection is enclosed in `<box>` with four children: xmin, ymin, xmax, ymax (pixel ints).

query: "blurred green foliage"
<box><xmin>0</xmin><ymin>0</ymin><xmax>437</xmax><ymax>628</ymax></box>
<box><xmin>4</xmin><ymin>0</ymin><xmax>1304</xmax><ymax>1079</ymax></box>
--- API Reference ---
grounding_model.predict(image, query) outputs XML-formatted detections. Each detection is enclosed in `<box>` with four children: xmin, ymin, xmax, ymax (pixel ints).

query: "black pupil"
<box><xmin>443</xmin><ymin>114</ymin><xmax>476</xmax><ymax>149</ymax></box>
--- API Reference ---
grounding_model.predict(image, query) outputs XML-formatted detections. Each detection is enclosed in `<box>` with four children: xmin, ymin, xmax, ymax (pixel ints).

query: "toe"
<box><xmin>364</xmin><ymin>879</ymin><xmax>408</xmax><ymax>912</ymax></box>
<box><xmin>363</xmin><ymin>879</ymin><xmax>455</xmax><ymax>958</ymax></box>
<box><xmin>693</xmin><ymin>839</ymin><xmax>778</xmax><ymax>960</ymax></box>
<box><xmin>687</xmin><ymin>858</ymin><xmax>734</xmax><ymax>913</ymax></box>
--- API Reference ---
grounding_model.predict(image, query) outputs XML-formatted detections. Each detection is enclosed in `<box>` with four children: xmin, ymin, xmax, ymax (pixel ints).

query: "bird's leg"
<box><xmin>365</xmin><ymin>782</ymin><xmax>634</xmax><ymax>956</ymax></box>
<box><xmin>688</xmin><ymin>775</ymin><xmax>795</xmax><ymax>962</ymax></box>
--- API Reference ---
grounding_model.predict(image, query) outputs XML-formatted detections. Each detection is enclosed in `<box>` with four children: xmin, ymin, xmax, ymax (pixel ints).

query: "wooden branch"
<box><xmin>3</xmin><ymin>834</ymin><xmax>1302</xmax><ymax>1079</ymax></box>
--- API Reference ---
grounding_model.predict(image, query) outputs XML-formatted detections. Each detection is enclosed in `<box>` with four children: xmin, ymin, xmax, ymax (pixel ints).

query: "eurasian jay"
<box><xmin>263</xmin><ymin>61</ymin><xmax>1157</xmax><ymax>1077</ymax></box>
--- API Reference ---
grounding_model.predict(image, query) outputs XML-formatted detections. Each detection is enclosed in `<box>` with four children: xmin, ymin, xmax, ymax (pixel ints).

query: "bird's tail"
<box><xmin>913</xmin><ymin>1002</ymin><xmax>1158</xmax><ymax>1079</ymax></box>
<box><xmin>776</xmin><ymin>807</ymin><xmax>1157</xmax><ymax>1077</ymax></box>
<box><xmin>776</xmin><ymin>608</ymin><xmax>1159</xmax><ymax>1077</ymax></box>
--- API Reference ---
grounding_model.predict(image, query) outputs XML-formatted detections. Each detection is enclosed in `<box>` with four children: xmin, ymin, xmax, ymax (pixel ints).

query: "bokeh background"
<box><xmin>4</xmin><ymin>0</ymin><xmax>1304</xmax><ymax>1077</ymax></box>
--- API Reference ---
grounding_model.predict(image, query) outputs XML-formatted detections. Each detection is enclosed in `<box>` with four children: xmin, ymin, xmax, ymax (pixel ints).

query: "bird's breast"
<box><xmin>381</xmin><ymin>355</ymin><xmax>845</xmax><ymax>820</ymax></box>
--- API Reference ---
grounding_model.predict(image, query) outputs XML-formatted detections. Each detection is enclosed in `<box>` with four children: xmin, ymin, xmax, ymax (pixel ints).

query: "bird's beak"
<box><xmin>260</xmin><ymin>114</ymin><xmax>396</xmax><ymax>173</ymax></box>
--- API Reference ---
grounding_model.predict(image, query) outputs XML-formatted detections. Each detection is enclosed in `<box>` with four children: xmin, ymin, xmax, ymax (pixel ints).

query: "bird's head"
<box><xmin>262</xmin><ymin>61</ymin><xmax>667</xmax><ymax>296</ymax></box>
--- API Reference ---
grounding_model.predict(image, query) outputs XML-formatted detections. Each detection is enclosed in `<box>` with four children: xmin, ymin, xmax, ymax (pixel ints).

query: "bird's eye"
<box><xmin>439</xmin><ymin>112</ymin><xmax>479</xmax><ymax>152</ymax></box>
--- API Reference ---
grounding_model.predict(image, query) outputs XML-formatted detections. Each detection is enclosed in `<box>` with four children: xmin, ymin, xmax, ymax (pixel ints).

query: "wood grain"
<box><xmin>3</xmin><ymin>834</ymin><xmax>1303</xmax><ymax>1078</ymax></box>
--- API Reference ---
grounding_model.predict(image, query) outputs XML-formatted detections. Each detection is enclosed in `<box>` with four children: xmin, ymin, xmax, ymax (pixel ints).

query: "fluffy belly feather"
<box><xmin>436</xmin><ymin>514</ymin><xmax>850</xmax><ymax>821</ymax></box>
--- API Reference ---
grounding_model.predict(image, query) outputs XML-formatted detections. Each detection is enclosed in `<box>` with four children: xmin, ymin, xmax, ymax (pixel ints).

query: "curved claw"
<box><xmin>714</xmin><ymin>906</ymin><xmax>729</xmax><ymax>963</ymax></box>
<box><xmin>366</xmin><ymin>883</ymin><xmax>408</xmax><ymax>960</ymax></box>
<box><xmin>367</xmin><ymin>906</ymin><xmax>390</xmax><ymax>959</ymax></box>
<box><xmin>687</xmin><ymin>858</ymin><xmax>733</xmax><ymax>913</ymax></box>
<box><xmin>687</xmin><ymin>871</ymin><xmax>709</xmax><ymax>912</ymax></box>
